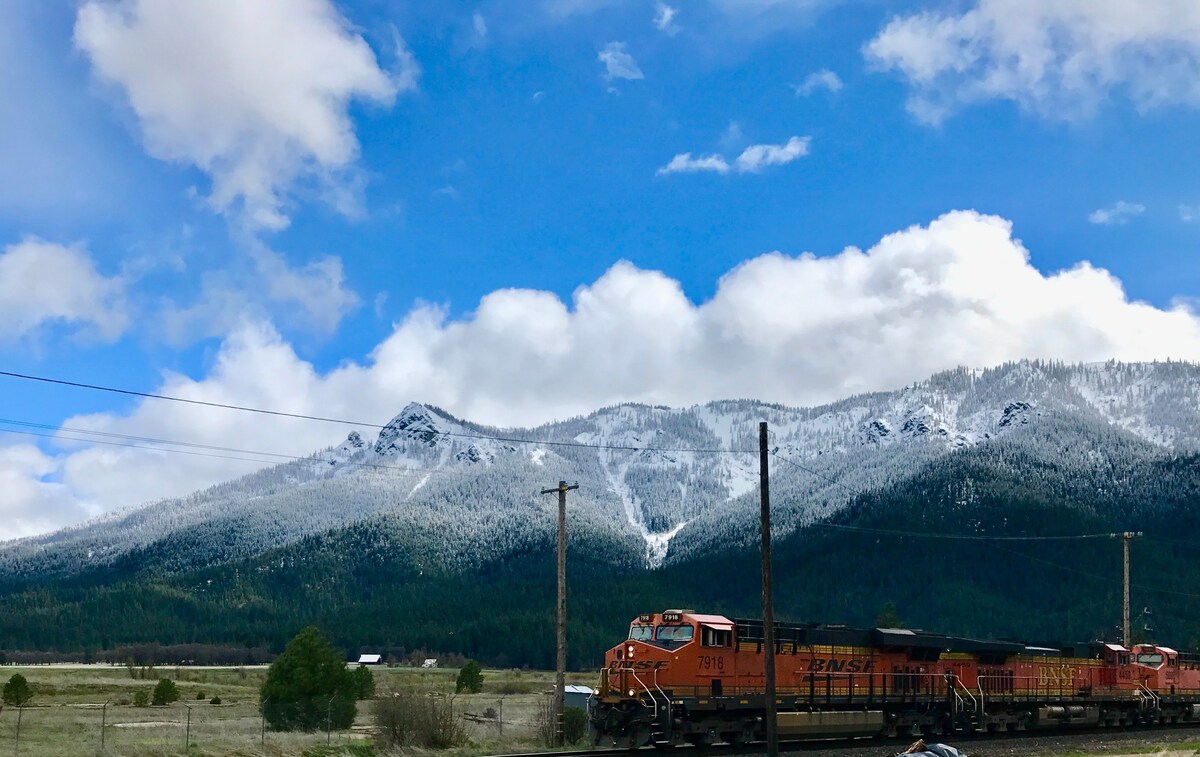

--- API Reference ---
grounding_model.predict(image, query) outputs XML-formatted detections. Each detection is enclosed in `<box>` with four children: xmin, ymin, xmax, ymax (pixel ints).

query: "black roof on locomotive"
<box><xmin>732</xmin><ymin>617</ymin><xmax>1106</xmax><ymax>661</ymax></box>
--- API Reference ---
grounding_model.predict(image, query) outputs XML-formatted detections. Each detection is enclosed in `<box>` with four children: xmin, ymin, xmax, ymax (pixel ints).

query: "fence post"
<box><xmin>499</xmin><ymin>698</ymin><xmax>503</xmax><ymax>737</ymax></box>
<box><xmin>14</xmin><ymin>706</ymin><xmax>22</xmax><ymax>757</ymax></box>
<box><xmin>181</xmin><ymin>702</ymin><xmax>192</xmax><ymax>750</ymax></box>
<box><xmin>100</xmin><ymin>699</ymin><xmax>110</xmax><ymax>754</ymax></box>
<box><xmin>326</xmin><ymin>695</ymin><xmax>335</xmax><ymax>744</ymax></box>
<box><xmin>260</xmin><ymin>696</ymin><xmax>269</xmax><ymax>749</ymax></box>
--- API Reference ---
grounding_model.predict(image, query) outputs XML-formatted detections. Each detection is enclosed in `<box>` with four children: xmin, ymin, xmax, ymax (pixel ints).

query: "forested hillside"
<box><xmin>2</xmin><ymin>360</ymin><xmax>1199</xmax><ymax>667</ymax></box>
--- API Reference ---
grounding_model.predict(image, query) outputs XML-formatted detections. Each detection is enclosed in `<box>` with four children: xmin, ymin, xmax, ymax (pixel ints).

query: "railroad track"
<box><xmin>481</xmin><ymin>721</ymin><xmax>1200</xmax><ymax>757</ymax></box>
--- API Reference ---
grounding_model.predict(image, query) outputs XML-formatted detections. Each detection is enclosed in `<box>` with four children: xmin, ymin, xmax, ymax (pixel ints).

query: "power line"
<box><xmin>0</xmin><ymin>370</ymin><xmax>752</xmax><ymax>454</ymax></box>
<box><xmin>808</xmin><ymin>522</ymin><xmax>1125</xmax><ymax>542</ymax></box>
<box><xmin>0</xmin><ymin>422</ymin><xmax>449</xmax><ymax>477</ymax></box>
<box><xmin>768</xmin><ymin>451</ymin><xmax>866</xmax><ymax>497</ymax></box>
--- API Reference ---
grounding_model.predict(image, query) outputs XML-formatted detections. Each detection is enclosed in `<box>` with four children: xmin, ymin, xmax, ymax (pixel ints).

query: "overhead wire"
<box><xmin>0</xmin><ymin>370</ymin><xmax>753</xmax><ymax>454</ymax></box>
<box><xmin>0</xmin><ymin>421</ymin><xmax>450</xmax><ymax>477</ymax></box>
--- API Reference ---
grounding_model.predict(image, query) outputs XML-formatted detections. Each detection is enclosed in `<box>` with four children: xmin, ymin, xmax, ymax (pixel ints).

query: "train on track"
<box><xmin>589</xmin><ymin>609</ymin><xmax>1200</xmax><ymax>747</ymax></box>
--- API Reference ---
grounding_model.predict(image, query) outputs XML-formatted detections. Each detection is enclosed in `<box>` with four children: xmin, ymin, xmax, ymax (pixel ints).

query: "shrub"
<box><xmin>535</xmin><ymin>698</ymin><xmax>589</xmax><ymax>746</ymax></box>
<box><xmin>210</xmin><ymin>697</ymin><xmax>222</xmax><ymax>705</ymax></box>
<box><xmin>152</xmin><ymin>678</ymin><xmax>180</xmax><ymax>706</ymax></box>
<box><xmin>564</xmin><ymin>707</ymin><xmax>588</xmax><ymax>744</ymax></box>
<box><xmin>260</xmin><ymin>626</ymin><xmax>356</xmax><ymax>732</ymax></box>
<box><xmin>133</xmin><ymin>690</ymin><xmax>150</xmax><ymax>708</ymax></box>
<box><xmin>493</xmin><ymin>681</ymin><xmax>531</xmax><ymax>695</ymax></box>
<box><xmin>373</xmin><ymin>692</ymin><xmax>467</xmax><ymax>749</ymax></box>
<box><xmin>455</xmin><ymin>661</ymin><xmax>483</xmax><ymax>694</ymax></box>
<box><xmin>196</xmin><ymin>691</ymin><xmax>206</xmax><ymax>700</ymax></box>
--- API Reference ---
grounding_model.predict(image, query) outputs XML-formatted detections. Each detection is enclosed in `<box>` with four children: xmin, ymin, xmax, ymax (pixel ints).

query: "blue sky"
<box><xmin>2</xmin><ymin>0</ymin><xmax>1200</xmax><ymax>537</ymax></box>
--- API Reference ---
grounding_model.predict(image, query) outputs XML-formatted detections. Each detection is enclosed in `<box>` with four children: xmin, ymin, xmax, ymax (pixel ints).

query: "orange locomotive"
<box><xmin>591</xmin><ymin>610</ymin><xmax>1200</xmax><ymax>747</ymax></box>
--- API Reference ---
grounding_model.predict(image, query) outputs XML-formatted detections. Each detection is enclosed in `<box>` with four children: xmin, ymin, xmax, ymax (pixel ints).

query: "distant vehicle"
<box><xmin>421</xmin><ymin>658</ymin><xmax>439</xmax><ymax>668</ymax></box>
<box><xmin>592</xmin><ymin>608</ymin><xmax>1200</xmax><ymax>747</ymax></box>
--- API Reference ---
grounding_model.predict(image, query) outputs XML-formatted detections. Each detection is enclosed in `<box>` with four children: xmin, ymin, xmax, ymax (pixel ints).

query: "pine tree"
<box><xmin>260</xmin><ymin>627</ymin><xmax>356</xmax><ymax>731</ymax></box>
<box><xmin>456</xmin><ymin>660</ymin><xmax>484</xmax><ymax>694</ymax></box>
<box><xmin>2</xmin><ymin>673</ymin><xmax>32</xmax><ymax>707</ymax></box>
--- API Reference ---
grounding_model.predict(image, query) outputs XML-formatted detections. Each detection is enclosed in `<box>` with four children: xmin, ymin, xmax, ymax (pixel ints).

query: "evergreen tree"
<box><xmin>875</xmin><ymin>602</ymin><xmax>904</xmax><ymax>628</ymax></box>
<box><xmin>261</xmin><ymin>626</ymin><xmax>356</xmax><ymax>731</ymax></box>
<box><xmin>151</xmin><ymin>678</ymin><xmax>180</xmax><ymax>706</ymax></box>
<box><xmin>2</xmin><ymin>673</ymin><xmax>32</xmax><ymax>707</ymax></box>
<box><xmin>456</xmin><ymin>660</ymin><xmax>484</xmax><ymax>694</ymax></box>
<box><xmin>352</xmin><ymin>665</ymin><xmax>375</xmax><ymax>700</ymax></box>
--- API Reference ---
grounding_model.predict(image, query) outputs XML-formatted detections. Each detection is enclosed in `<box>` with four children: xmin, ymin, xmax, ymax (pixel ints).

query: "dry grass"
<box><xmin>0</xmin><ymin>664</ymin><xmax>598</xmax><ymax>757</ymax></box>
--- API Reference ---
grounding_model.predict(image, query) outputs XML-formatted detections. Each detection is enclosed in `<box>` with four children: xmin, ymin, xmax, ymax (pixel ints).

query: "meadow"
<box><xmin>0</xmin><ymin>663</ymin><xmax>598</xmax><ymax>757</ymax></box>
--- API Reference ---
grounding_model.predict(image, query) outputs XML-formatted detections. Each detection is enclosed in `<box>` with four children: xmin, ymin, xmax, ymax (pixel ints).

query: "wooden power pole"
<box><xmin>759</xmin><ymin>422</ymin><xmax>778</xmax><ymax>757</ymax></box>
<box><xmin>541</xmin><ymin>480</ymin><xmax>579</xmax><ymax>746</ymax></box>
<box><xmin>1121</xmin><ymin>531</ymin><xmax>1142</xmax><ymax>646</ymax></box>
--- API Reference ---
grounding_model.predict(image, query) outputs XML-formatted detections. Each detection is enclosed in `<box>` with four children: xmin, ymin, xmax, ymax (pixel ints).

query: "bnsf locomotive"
<box><xmin>591</xmin><ymin>609</ymin><xmax>1200</xmax><ymax>747</ymax></box>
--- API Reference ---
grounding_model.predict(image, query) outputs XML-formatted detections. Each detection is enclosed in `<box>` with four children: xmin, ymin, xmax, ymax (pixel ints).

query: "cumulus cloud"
<box><xmin>0</xmin><ymin>238</ymin><xmax>128</xmax><ymax>342</ymax></box>
<box><xmin>10</xmin><ymin>210</ymin><xmax>1200</xmax><ymax>537</ymax></box>
<box><xmin>598</xmin><ymin>41</ymin><xmax>645</xmax><ymax>81</ymax></box>
<box><xmin>653</xmin><ymin>3</ymin><xmax>679</xmax><ymax>34</ymax></box>
<box><xmin>159</xmin><ymin>243</ymin><xmax>358</xmax><ymax>344</ymax></box>
<box><xmin>0</xmin><ymin>444</ymin><xmax>94</xmax><ymax>540</ymax></box>
<box><xmin>75</xmin><ymin>0</ymin><xmax>411</xmax><ymax>230</ymax></box>
<box><xmin>795</xmin><ymin>69</ymin><xmax>843</xmax><ymax>96</ymax></box>
<box><xmin>658</xmin><ymin>136</ymin><xmax>810</xmax><ymax>175</ymax></box>
<box><xmin>1089</xmin><ymin>201</ymin><xmax>1146</xmax><ymax>225</ymax></box>
<box><xmin>865</xmin><ymin>0</ymin><xmax>1200</xmax><ymax>124</ymax></box>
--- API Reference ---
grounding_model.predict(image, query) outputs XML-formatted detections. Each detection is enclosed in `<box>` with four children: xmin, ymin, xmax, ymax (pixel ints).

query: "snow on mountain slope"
<box><xmin>2</xmin><ymin>360</ymin><xmax>1198</xmax><ymax>580</ymax></box>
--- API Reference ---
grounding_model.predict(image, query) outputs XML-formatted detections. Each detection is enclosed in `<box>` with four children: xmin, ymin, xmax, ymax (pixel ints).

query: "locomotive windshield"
<box><xmin>1138</xmin><ymin>653</ymin><xmax>1165</xmax><ymax>668</ymax></box>
<box><xmin>629</xmin><ymin>625</ymin><xmax>653</xmax><ymax>641</ymax></box>
<box><xmin>656</xmin><ymin>625</ymin><xmax>694</xmax><ymax>642</ymax></box>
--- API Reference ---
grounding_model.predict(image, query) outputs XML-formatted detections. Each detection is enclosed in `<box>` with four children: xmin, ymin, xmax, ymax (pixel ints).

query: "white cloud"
<box><xmin>75</xmin><ymin>0</ymin><xmax>412</xmax><ymax>230</ymax></box>
<box><xmin>658</xmin><ymin>136</ymin><xmax>810</xmax><ymax>175</ymax></box>
<box><xmin>1181</xmin><ymin>205</ymin><xmax>1198</xmax><ymax>222</ymax></box>
<box><xmin>159</xmin><ymin>244</ymin><xmax>358</xmax><ymax>344</ymax></box>
<box><xmin>0</xmin><ymin>237</ymin><xmax>128</xmax><ymax>342</ymax></box>
<box><xmin>733</xmin><ymin>136</ymin><xmax>810</xmax><ymax>172</ymax></box>
<box><xmin>473</xmin><ymin>11</ymin><xmax>488</xmax><ymax>38</ymax></box>
<box><xmin>598</xmin><ymin>41</ymin><xmax>645</xmax><ymax>81</ymax></box>
<box><xmin>795</xmin><ymin>69</ymin><xmax>843</xmax><ymax>96</ymax></box>
<box><xmin>0</xmin><ymin>444</ymin><xmax>94</xmax><ymax>541</ymax></box>
<box><xmin>865</xmin><ymin>0</ymin><xmax>1200</xmax><ymax>124</ymax></box>
<box><xmin>657</xmin><ymin>153</ymin><xmax>731</xmax><ymax>175</ymax></box>
<box><xmin>13</xmin><ymin>210</ymin><xmax>1200</xmax><ymax>537</ymax></box>
<box><xmin>1089</xmin><ymin>201</ymin><xmax>1146</xmax><ymax>225</ymax></box>
<box><xmin>653</xmin><ymin>3</ymin><xmax>679</xmax><ymax>34</ymax></box>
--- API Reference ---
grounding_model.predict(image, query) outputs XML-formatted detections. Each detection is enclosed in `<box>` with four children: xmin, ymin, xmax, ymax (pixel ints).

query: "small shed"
<box><xmin>563</xmin><ymin>684</ymin><xmax>593</xmax><ymax>712</ymax></box>
<box><xmin>357</xmin><ymin>654</ymin><xmax>383</xmax><ymax>665</ymax></box>
<box><xmin>421</xmin><ymin>658</ymin><xmax>439</xmax><ymax>668</ymax></box>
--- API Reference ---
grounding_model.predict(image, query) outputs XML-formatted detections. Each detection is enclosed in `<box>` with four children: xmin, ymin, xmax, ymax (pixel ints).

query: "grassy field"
<box><xmin>0</xmin><ymin>664</ymin><xmax>599</xmax><ymax>757</ymax></box>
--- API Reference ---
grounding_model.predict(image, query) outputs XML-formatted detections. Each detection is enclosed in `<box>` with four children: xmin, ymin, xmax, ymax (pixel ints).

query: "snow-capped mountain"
<box><xmin>2</xmin><ymin>360</ymin><xmax>1198</xmax><ymax>583</ymax></box>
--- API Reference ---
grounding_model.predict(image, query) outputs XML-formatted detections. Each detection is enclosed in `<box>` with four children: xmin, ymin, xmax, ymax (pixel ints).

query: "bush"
<box><xmin>210</xmin><ymin>697</ymin><xmax>222</xmax><ymax>705</ymax></box>
<box><xmin>373</xmin><ymin>692</ymin><xmax>467</xmax><ymax>749</ymax></box>
<box><xmin>535</xmin><ymin>698</ymin><xmax>588</xmax><ymax>746</ymax></box>
<box><xmin>493</xmin><ymin>681</ymin><xmax>531</xmax><ymax>695</ymax></box>
<box><xmin>152</xmin><ymin>678</ymin><xmax>180</xmax><ymax>706</ymax></box>
<box><xmin>455</xmin><ymin>660</ymin><xmax>483</xmax><ymax>694</ymax></box>
<box><xmin>2</xmin><ymin>673</ymin><xmax>32</xmax><ymax>707</ymax></box>
<box><xmin>564</xmin><ymin>707</ymin><xmax>588</xmax><ymax>744</ymax></box>
<box><xmin>196</xmin><ymin>690</ymin><xmax>206</xmax><ymax>700</ymax></box>
<box><xmin>260</xmin><ymin>626</ymin><xmax>356</xmax><ymax>732</ymax></box>
<box><xmin>133</xmin><ymin>690</ymin><xmax>150</xmax><ymax>708</ymax></box>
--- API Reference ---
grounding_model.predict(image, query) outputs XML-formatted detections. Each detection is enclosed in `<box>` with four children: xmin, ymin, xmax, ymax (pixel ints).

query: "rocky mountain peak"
<box><xmin>375</xmin><ymin>402</ymin><xmax>446</xmax><ymax>455</ymax></box>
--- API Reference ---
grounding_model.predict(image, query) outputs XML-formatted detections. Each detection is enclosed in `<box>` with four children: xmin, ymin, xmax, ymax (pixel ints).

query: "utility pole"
<box><xmin>541</xmin><ymin>480</ymin><xmax>579</xmax><ymax>747</ymax></box>
<box><xmin>1120</xmin><ymin>532</ymin><xmax>1142</xmax><ymax>646</ymax></box>
<box><xmin>759</xmin><ymin>422</ymin><xmax>778</xmax><ymax>757</ymax></box>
